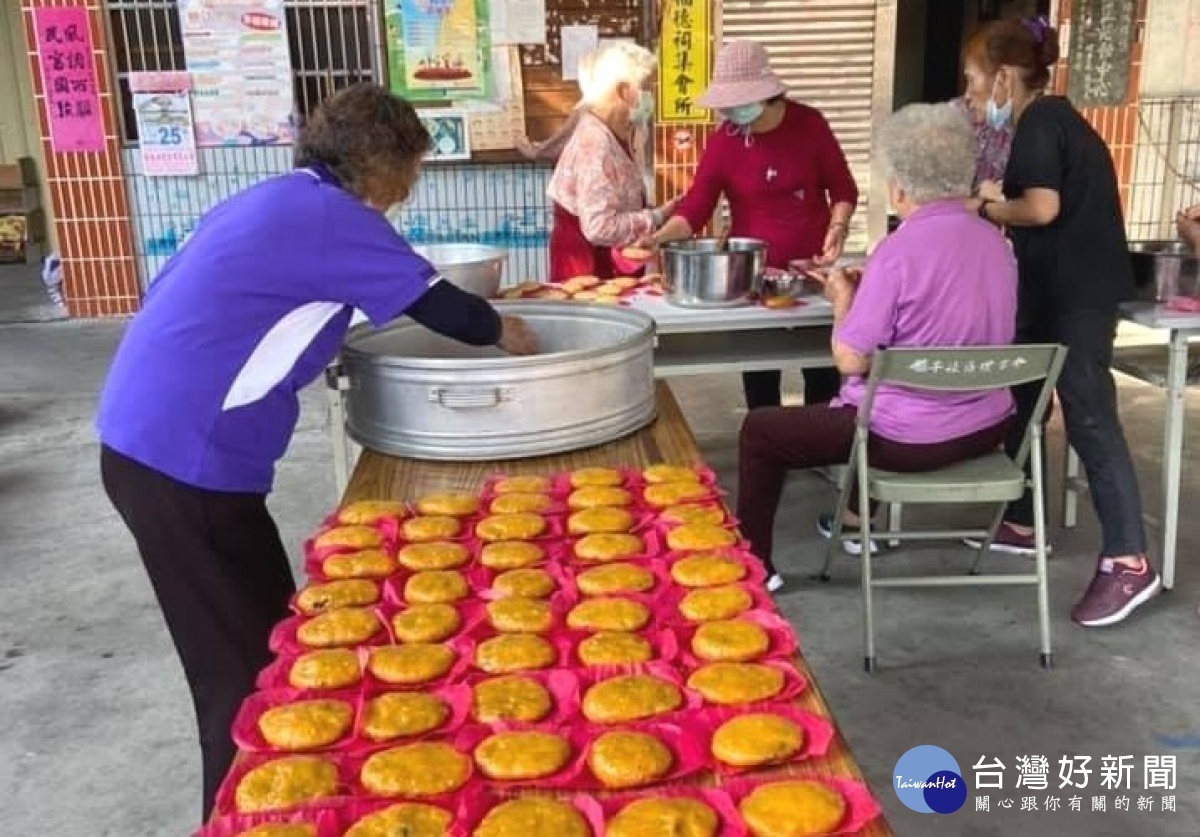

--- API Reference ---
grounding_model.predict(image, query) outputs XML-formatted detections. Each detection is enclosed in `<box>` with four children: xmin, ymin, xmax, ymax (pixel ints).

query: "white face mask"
<box><xmin>986</xmin><ymin>76</ymin><xmax>1012</xmax><ymax>129</ymax></box>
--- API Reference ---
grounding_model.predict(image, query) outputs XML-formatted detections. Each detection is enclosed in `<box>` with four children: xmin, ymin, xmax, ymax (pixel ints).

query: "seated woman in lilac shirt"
<box><xmin>736</xmin><ymin>103</ymin><xmax>1018</xmax><ymax>591</ymax></box>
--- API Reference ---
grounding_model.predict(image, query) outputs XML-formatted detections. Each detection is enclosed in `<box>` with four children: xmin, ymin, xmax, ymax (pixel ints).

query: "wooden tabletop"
<box><xmin>345</xmin><ymin>381</ymin><xmax>894</xmax><ymax>836</ymax></box>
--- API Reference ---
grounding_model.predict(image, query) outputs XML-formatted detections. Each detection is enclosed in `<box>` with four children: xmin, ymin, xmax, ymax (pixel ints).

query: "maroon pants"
<box><xmin>736</xmin><ymin>405</ymin><xmax>1009</xmax><ymax>570</ymax></box>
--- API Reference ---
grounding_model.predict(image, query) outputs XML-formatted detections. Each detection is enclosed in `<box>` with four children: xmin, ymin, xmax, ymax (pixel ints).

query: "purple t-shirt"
<box><xmin>834</xmin><ymin>200</ymin><xmax>1017</xmax><ymax>444</ymax></box>
<box><xmin>96</xmin><ymin>170</ymin><xmax>439</xmax><ymax>493</ymax></box>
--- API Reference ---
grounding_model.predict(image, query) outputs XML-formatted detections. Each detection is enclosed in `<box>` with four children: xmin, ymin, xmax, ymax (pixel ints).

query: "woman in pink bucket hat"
<box><xmin>646</xmin><ymin>40</ymin><xmax>858</xmax><ymax>413</ymax></box>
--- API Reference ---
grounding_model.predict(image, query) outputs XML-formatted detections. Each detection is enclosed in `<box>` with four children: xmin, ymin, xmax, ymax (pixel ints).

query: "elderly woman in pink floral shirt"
<box><xmin>546</xmin><ymin>42</ymin><xmax>675</xmax><ymax>281</ymax></box>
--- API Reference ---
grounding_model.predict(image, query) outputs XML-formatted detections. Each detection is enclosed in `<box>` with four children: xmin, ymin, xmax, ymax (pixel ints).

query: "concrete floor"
<box><xmin>1</xmin><ymin>261</ymin><xmax>1197</xmax><ymax>836</ymax></box>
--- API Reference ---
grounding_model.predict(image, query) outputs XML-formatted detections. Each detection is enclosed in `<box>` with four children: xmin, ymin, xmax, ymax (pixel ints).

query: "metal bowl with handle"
<box><xmin>659</xmin><ymin>237</ymin><xmax>767</xmax><ymax>308</ymax></box>
<box><xmin>414</xmin><ymin>243</ymin><xmax>507</xmax><ymax>299</ymax></box>
<box><xmin>1129</xmin><ymin>240</ymin><xmax>1199</xmax><ymax>302</ymax></box>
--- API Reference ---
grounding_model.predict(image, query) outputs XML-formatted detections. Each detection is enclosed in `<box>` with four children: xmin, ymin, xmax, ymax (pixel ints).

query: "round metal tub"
<box><xmin>340</xmin><ymin>301</ymin><xmax>657</xmax><ymax>461</ymax></box>
<box><xmin>413</xmin><ymin>243</ymin><xmax>507</xmax><ymax>298</ymax></box>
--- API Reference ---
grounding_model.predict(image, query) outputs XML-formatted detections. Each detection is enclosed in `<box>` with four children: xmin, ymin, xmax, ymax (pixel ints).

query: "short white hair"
<box><xmin>881</xmin><ymin>103</ymin><xmax>976</xmax><ymax>203</ymax></box>
<box><xmin>578</xmin><ymin>42</ymin><xmax>656</xmax><ymax>106</ymax></box>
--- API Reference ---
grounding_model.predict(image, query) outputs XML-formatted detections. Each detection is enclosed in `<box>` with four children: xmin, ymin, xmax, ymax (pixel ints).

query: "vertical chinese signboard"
<box><xmin>1066</xmin><ymin>0</ymin><xmax>1137</xmax><ymax>107</ymax></box>
<box><xmin>32</xmin><ymin>6</ymin><xmax>106</xmax><ymax>153</ymax></box>
<box><xmin>179</xmin><ymin>0</ymin><xmax>296</xmax><ymax>146</ymax></box>
<box><xmin>130</xmin><ymin>72</ymin><xmax>200</xmax><ymax>176</ymax></box>
<box><xmin>657</xmin><ymin>0</ymin><xmax>712</xmax><ymax>124</ymax></box>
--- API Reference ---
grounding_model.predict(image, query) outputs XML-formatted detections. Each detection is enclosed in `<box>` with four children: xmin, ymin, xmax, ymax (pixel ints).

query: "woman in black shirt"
<box><xmin>965</xmin><ymin>17</ymin><xmax>1160</xmax><ymax>628</ymax></box>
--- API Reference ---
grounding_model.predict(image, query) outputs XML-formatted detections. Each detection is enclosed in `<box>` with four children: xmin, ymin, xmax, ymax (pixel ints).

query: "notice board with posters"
<box><xmin>1066</xmin><ymin>0</ymin><xmax>1138</xmax><ymax>107</ymax></box>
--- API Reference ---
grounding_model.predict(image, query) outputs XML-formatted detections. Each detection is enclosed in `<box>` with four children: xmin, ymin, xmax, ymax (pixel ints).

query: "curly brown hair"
<box><xmin>295</xmin><ymin>82</ymin><xmax>430</xmax><ymax>202</ymax></box>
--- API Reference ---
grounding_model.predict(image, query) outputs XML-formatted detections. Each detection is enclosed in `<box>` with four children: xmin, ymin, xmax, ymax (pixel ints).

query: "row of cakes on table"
<box><xmin>202</xmin><ymin>465</ymin><xmax>881</xmax><ymax>837</ymax></box>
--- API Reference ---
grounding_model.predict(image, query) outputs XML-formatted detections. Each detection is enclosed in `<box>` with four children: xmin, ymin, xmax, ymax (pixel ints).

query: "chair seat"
<box><xmin>867</xmin><ymin>452</ymin><xmax>1026</xmax><ymax>504</ymax></box>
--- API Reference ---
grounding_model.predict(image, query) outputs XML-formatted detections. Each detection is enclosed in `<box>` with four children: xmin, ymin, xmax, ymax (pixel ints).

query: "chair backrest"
<box><xmin>856</xmin><ymin>344</ymin><xmax>1068</xmax><ymax>468</ymax></box>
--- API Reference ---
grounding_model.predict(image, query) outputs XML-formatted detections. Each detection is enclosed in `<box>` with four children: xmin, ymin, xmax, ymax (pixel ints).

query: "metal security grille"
<box><xmin>1126</xmin><ymin>97</ymin><xmax>1200</xmax><ymax>242</ymax></box>
<box><xmin>720</xmin><ymin>0</ymin><xmax>879</xmax><ymax>252</ymax></box>
<box><xmin>104</xmin><ymin>0</ymin><xmax>381</xmax><ymax>144</ymax></box>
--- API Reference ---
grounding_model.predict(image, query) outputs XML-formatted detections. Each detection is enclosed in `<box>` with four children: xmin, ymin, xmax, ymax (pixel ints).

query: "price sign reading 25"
<box><xmin>156</xmin><ymin>126</ymin><xmax>185</xmax><ymax>146</ymax></box>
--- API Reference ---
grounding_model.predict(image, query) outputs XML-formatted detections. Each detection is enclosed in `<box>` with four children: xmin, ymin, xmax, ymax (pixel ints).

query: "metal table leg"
<box><xmin>1160</xmin><ymin>330</ymin><xmax>1188</xmax><ymax>590</ymax></box>
<box><xmin>325</xmin><ymin>365</ymin><xmax>352</xmax><ymax>500</ymax></box>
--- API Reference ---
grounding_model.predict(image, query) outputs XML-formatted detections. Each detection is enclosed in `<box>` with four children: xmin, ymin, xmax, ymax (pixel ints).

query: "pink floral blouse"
<box><xmin>546</xmin><ymin>112</ymin><xmax>654</xmax><ymax>247</ymax></box>
<box><xmin>950</xmin><ymin>97</ymin><xmax>1013</xmax><ymax>189</ymax></box>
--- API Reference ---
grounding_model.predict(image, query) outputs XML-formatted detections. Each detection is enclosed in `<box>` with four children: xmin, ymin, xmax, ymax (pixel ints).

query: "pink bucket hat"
<box><xmin>697</xmin><ymin>40</ymin><xmax>787</xmax><ymax>110</ymax></box>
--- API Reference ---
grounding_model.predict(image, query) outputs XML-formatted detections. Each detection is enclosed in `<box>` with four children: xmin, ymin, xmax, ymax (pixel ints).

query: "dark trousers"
<box><xmin>100</xmin><ymin>446</ymin><xmax>296</xmax><ymax>820</ymax></box>
<box><xmin>736</xmin><ymin>405</ymin><xmax>1009</xmax><ymax>570</ymax></box>
<box><xmin>743</xmin><ymin>366</ymin><xmax>842</xmax><ymax>411</ymax></box>
<box><xmin>1005</xmin><ymin>308</ymin><xmax>1146</xmax><ymax>556</ymax></box>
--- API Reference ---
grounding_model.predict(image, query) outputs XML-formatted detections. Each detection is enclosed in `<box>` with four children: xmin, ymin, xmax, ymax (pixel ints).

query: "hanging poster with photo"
<box><xmin>386</xmin><ymin>0</ymin><xmax>492</xmax><ymax>101</ymax></box>
<box><xmin>179</xmin><ymin>0</ymin><xmax>296</xmax><ymax>146</ymax></box>
<box><xmin>418</xmin><ymin>110</ymin><xmax>472</xmax><ymax>161</ymax></box>
<box><xmin>130</xmin><ymin>72</ymin><xmax>199</xmax><ymax>176</ymax></box>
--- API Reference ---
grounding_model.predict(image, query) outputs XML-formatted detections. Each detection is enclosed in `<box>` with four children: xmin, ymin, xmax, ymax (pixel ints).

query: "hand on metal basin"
<box><xmin>497</xmin><ymin>315</ymin><xmax>540</xmax><ymax>355</ymax></box>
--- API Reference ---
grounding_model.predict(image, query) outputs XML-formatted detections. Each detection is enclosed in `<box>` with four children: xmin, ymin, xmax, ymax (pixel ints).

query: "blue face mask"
<box><xmin>630</xmin><ymin>90</ymin><xmax>654</xmax><ymax>124</ymax></box>
<box><xmin>722</xmin><ymin>102</ymin><xmax>765</xmax><ymax>127</ymax></box>
<box><xmin>985</xmin><ymin>96</ymin><xmax>1012</xmax><ymax>129</ymax></box>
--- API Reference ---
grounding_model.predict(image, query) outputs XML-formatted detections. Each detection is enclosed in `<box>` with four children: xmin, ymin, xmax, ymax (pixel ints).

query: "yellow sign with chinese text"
<box><xmin>657</xmin><ymin>0</ymin><xmax>712</xmax><ymax>124</ymax></box>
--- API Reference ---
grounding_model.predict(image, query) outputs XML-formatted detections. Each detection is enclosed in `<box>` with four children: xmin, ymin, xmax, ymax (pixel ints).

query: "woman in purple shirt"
<box><xmin>736</xmin><ymin>103</ymin><xmax>1017</xmax><ymax>590</ymax></box>
<box><xmin>96</xmin><ymin>84</ymin><xmax>536</xmax><ymax>820</ymax></box>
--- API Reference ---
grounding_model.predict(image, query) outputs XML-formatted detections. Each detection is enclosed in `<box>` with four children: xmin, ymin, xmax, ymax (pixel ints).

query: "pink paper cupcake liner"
<box><xmin>288</xmin><ymin>578</ymin><xmax>385</xmax><ymax>618</ymax></box>
<box><xmin>459</xmin><ymin>790</ymin><xmax>604</xmax><ymax>837</ymax></box>
<box><xmin>563</xmin><ymin>529</ymin><xmax>667</xmax><ymax>565</ymax></box>
<box><xmin>662</xmin><ymin>549</ymin><xmax>770</xmax><ymax>590</ymax></box>
<box><xmin>360</xmin><ymin>636</ymin><xmax>475</xmax><ymax>693</ymax></box>
<box><xmin>722</xmin><ymin>776</ymin><xmax>884</xmax><ymax>836</ymax></box>
<box><xmin>676</xmin><ymin>610</ymin><xmax>799</xmax><ymax>667</ymax></box>
<box><xmin>455</xmin><ymin>722</ymin><xmax>590</xmax><ymax>789</ymax></box>
<box><xmin>232</xmin><ymin>688</ymin><xmax>361</xmax><ymax>754</ymax></box>
<box><xmin>212</xmin><ymin>752</ymin><xmax>353</xmax><ymax>818</ymax></box>
<box><xmin>464</xmin><ymin>626</ymin><xmax>576</xmax><ymax>674</ymax></box>
<box><xmin>352</xmin><ymin>683</ymin><xmax>473</xmax><ymax>745</ymax></box>
<box><xmin>269</xmin><ymin>607</ymin><xmax>392</xmax><ymax>657</ymax></box>
<box><xmin>194</xmin><ymin>806</ymin><xmax>343</xmax><ymax>837</ymax></box>
<box><xmin>333</xmin><ymin>797</ymin><xmax>466</xmax><ymax>837</ymax></box>
<box><xmin>685</xmin><ymin>658</ymin><xmax>810</xmax><ymax>708</ymax></box>
<box><xmin>663</xmin><ymin>582</ymin><xmax>776</xmax><ymax>625</ymax></box>
<box><xmin>563</xmin><ymin>627</ymin><xmax>680</xmax><ymax>668</ymax></box>
<box><xmin>596</xmin><ymin>787</ymin><xmax>748</xmax><ymax>837</ymax></box>
<box><xmin>697</xmin><ymin>702</ymin><xmax>836</xmax><ymax>774</ymax></box>
<box><xmin>577</xmin><ymin>718</ymin><xmax>709</xmax><ymax>791</ymax></box>
<box><xmin>341</xmin><ymin>739</ymin><xmax>478</xmax><ymax>800</ymax></box>
<box><xmin>256</xmin><ymin>648</ymin><xmax>368</xmax><ymax>694</ymax></box>
<box><xmin>461</xmin><ymin>668</ymin><xmax>582</xmax><ymax>726</ymax></box>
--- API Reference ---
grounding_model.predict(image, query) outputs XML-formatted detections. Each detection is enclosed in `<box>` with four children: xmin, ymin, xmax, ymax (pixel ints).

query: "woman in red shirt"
<box><xmin>648</xmin><ymin>40</ymin><xmax>858</xmax><ymax>409</ymax></box>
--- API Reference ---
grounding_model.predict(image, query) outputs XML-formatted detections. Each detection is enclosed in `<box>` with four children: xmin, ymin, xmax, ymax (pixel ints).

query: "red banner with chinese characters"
<box><xmin>33</xmin><ymin>6</ymin><xmax>105</xmax><ymax>153</ymax></box>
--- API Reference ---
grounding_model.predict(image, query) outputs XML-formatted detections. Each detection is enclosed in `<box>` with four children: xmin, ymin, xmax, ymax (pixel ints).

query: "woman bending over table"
<box><xmin>964</xmin><ymin>18</ymin><xmax>1160</xmax><ymax>628</ymax></box>
<box><xmin>96</xmin><ymin>84</ymin><xmax>537</xmax><ymax>820</ymax></box>
<box><xmin>736</xmin><ymin>103</ymin><xmax>1016</xmax><ymax>591</ymax></box>
<box><xmin>645</xmin><ymin>40</ymin><xmax>858</xmax><ymax>411</ymax></box>
<box><xmin>545</xmin><ymin>42</ymin><xmax>674</xmax><ymax>282</ymax></box>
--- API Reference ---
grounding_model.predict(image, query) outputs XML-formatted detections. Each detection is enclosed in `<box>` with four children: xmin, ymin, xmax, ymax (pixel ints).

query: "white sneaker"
<box><xmin>766</xmin><ymin>573</ymin><xmax>785</xmax><ymax>593</ymax></box>
<box><xmin>817</xmin><ymin>513</ymin><xmax>880</xmax><ymax>555</ymax></box>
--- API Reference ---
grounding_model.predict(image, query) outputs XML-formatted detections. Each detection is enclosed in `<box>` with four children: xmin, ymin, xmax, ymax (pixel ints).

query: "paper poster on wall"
<box><xmin>32</xmin><ymin>6</ymin><xmax>106</xmax><ymax>153</ymax></box>
<box><xmin>130</xmin><ymin>72</ymin><xmax>199</xmax><ymax>176</ymax></box>
<box><xmin>387</xmin><ymin>0</ymin><xmax>492</xmax><ymax>101</ymax></box>
<box><xmin>560</xmin><ymin>25</ymin><xmax>599</xmax><ymax>82</ymax></box>
<box><xmin>419</xmin><ymin>110</ymin><xmax>472</xmax><ymax>161</ymax></box>
<box><xmin>658</xmin><ymin>0</ymin><xmax>713</xmax><ymax>124</ymax></box>
<box><xmin>489</xmin><ymin>0</ymin><xmax>546</xmax><ymax>45</ymax></box>
<box><xmin>179</xmin><ymin>0</ymin><xmax>296</xmax><ymax>146</ymax></box>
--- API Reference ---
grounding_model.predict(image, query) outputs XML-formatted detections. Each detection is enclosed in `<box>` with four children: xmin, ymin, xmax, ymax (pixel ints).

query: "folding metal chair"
<box><xmin>818</xmin><ymin>344</ymin><xmax>1068</xmax><ymax>672</ymax></box>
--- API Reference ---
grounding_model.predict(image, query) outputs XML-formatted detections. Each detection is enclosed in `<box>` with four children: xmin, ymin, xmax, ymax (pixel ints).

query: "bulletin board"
<box><xmin>394</xmin><ymin>0</ymin><xmax>648</xmax><ymax>163</ymax></box>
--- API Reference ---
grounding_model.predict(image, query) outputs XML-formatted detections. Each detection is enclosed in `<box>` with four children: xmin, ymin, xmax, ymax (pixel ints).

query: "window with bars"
<box><xmin>105</xmin><ymin>0</ymin><xmax>381</xmax><ymax>144</ymax></box>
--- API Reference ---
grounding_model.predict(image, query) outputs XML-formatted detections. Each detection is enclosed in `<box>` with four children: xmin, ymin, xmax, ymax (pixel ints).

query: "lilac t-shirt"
<box><xmin>96</xmin><ymin>170</ymin><xmax>439</xmax><ymax>493</ymax></box>
<box><xmin>834</xmin><ymin>200</ymin><xmax>1017</xmax><ymax>444</ymax></box>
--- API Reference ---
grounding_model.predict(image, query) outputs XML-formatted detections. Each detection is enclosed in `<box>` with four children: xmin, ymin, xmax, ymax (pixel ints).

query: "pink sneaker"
<box><xmin>1071</xmin><ymin>557</ymin><xmax>1161</xmax><ymax>628</ymax></box>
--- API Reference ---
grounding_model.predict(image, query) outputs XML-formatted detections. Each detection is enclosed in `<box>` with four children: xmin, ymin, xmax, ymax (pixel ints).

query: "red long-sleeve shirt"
<box><xmin>674</xmin><ymin>101</ymin><xmax>859</xmax><ymax>269</ymax></box>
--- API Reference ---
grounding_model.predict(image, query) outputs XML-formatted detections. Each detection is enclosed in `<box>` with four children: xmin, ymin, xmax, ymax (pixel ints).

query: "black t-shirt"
<box><xmin>1003</xmin><ymin>95</ymin><xmax>1134</xmax><ymax>312</ymax></box>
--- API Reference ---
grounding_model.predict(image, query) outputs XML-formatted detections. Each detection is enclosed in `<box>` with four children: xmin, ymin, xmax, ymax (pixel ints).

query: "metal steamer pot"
<box><xmin>1129</xmin><ymin>240</ymin><xmax>1199</xmax><ymax>302</ymax></box>
<box><xmin>659</xmin><ymin>237</ymin><xmax>768</xmax><ymax>307</ymax></box>
<box><xmin>413</xmin><ymin>243</ymin><xmax>507</xmax><ymax>298</ymax></box>
<box><xmin>339</xmin><ymin>301</ymin><xmax>657</xmax><ymax>461</ymax></box>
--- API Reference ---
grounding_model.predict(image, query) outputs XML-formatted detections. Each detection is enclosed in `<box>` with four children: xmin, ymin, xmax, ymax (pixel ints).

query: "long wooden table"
<box><xmin>344</xmin><ymin>381</ymin><xmax>895</xmax><ymax>836</ymax></box>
